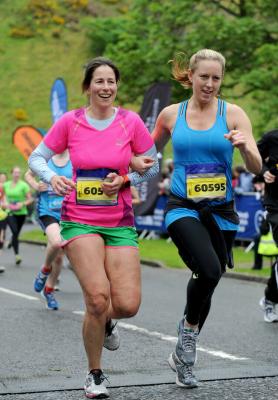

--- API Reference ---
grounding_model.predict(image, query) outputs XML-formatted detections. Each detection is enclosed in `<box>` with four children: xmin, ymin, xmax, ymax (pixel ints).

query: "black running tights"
<box><xmin>167</xmin><ymin>217</ymin><xmax>236</xmax><ymax>331</ymax></box>
<box><xmin>7</xmin><ymin>214</ymin><xmax>26</xmax><ymax>255</ymax></box>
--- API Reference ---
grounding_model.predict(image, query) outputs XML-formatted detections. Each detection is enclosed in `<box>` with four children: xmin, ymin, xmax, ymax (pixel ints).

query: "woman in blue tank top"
<box><xmin>25</xmin><ymin>151</ymin><xmax>72</xmax><ymax>310</ymax></box>
<box><xmin>139</xmin><ymin>49</ymin><xmax>262</xmax><ymax>388</ymax></box>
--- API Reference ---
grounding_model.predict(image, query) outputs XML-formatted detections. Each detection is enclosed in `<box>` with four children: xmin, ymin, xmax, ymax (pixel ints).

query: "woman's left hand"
<box><xmin>102</xmin><ymin>173</ymin><xmax>124</xmax><ymax>196</ymax></box>
<box><xmin>224</xmin><ymin>130</ymin><xmax>247</xmax><ymax>151</ymax></box>
<box><xmin>130</xmin><ymin>155</ymin><xmax>154</xmax><ymax>175</ymax></box>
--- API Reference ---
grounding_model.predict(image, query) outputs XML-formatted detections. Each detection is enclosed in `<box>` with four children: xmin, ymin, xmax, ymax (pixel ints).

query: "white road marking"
<box><xmin>0</xmin><ymin>288</ymin><xmax>249</xmax><ymax>362</ymax></box>
<box><xmin>73</xmin><ymin>311</ymin><xmax>248</xmax><ymax>361</ymax></box>
<box><xmin>0</xmin><ymin>287</ymin><xmax>39</xmax><ymax>301</ymax></box>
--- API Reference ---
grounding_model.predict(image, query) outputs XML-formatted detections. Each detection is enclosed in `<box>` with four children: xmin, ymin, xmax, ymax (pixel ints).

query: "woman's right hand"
<box><xmin>130</xmin><ymin>155</ymin><xmax>154</xmax><ymax>175</ymax></box>
<box><xmin>263</xmin><ymin>170</ymin><xmax>276</xmax><ymax>184</ymax></box>
<box><xmin>50</xmin><ymin>175</ymin><xmax>76</xmax><ymax>196</ymax></box>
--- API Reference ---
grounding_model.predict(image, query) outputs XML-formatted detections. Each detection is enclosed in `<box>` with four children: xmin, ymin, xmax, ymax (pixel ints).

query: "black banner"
<box><xmin>134</xmin><ymin>82</ymin><xmax>171</xmax><ymax>216</ymax></box>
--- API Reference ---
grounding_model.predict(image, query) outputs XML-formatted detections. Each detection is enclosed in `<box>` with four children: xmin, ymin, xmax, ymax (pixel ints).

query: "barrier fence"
<box><xmin>135</xmin><ymin>193</ymin><xmax>264</xmax><ymax>241</ymax></box>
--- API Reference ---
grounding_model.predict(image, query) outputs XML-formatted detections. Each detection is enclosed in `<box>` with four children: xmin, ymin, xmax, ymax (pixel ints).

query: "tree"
<box><xmin>85</xmin><ymin>0</ymin><xmax>278</xmax><ymax>135</ymax></box>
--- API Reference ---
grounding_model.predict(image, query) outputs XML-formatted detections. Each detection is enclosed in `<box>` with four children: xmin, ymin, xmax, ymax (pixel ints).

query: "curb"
<box><xmin>20</xmin><ymin>240</ymin><xmax>46</xmax><ymax>246</ymax></box>
<box><xmin>20</xmin><ymin>241</ymin><xmax>268</xmax><ymax>284</ymax></box>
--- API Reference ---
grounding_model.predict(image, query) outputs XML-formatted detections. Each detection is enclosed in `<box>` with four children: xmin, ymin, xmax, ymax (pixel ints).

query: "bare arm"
<box><xmin>130</xmin><ymin>105</ymin><xmax>177</xmax><ymax>174</ymax></box>
<box><xmin>25</xmin><ymin>169</ymin><xmax>48</xmax><ymax>192</ymax></box>
<box><xmin>225</xmin><ymin>104</ymin><xmax>262</xmax><ymax>175</ymax></box>
<box><xmin>152</xmin><ymin>105</ymin><xmax>177</xmax><ymax>152</ymax></box>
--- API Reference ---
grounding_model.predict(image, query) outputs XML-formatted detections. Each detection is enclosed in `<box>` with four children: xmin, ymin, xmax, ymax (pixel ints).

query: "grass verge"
<box><xmin>20</xmin><ymin>229</ymin><xmax>271</xmax><ymax>278</ymax></box>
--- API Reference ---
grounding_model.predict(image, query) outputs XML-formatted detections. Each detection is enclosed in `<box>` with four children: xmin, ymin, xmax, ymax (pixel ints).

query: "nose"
<box><xmin>102</xmin><ymin>81</ymin><xmax>110</xmax><ymax>90</ymax></box>
<box><xmin>206</xmin><ymin>77</ymin><xmax>213</xmax><ymax>87</ymax></box>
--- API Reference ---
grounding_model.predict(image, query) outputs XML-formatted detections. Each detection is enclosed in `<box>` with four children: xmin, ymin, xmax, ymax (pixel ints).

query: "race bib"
<box><xmin>76</xmin><ymin>168</ymin><xmax>118</xmax><ymax>206</ymax></box>
<box><xmin>186</xmin><ymin>163</ymin><xmax>227</xmax><ymax>202</ymax></box>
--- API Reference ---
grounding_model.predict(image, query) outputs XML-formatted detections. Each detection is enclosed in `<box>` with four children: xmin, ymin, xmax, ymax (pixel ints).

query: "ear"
<box><xmin>188</xmin><ymin>69</ymin><xmax>193</xmax><ymax>83</ymax></box>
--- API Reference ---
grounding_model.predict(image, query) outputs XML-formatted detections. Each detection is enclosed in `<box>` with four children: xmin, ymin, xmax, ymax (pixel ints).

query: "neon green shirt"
<box><xmin>3</xmin><ymin>180</ymin><xmax>30</xmax><ymax>216</ymax></box>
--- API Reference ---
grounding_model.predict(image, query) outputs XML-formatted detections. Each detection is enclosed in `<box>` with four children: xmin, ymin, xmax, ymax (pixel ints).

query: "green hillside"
<box><xmin>0</xmin><ymin>0</ymin><xmax>261</xmax><ymax>175</ymax></box>
<box><xmin>0</xmin><ymin>0</ymin><xmax>131</xmax><ymax>173</ymax></box>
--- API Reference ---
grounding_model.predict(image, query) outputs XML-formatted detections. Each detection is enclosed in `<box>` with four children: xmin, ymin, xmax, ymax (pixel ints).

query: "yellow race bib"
<box><xmin>187</xmin><ymin>176</ymin><xmax>226</xmax><ymax>199</ymax></box>
<box><xmin>76</xmin><ymin>178</ymin><xmax>118</xmax><ymax>206</ymax></box>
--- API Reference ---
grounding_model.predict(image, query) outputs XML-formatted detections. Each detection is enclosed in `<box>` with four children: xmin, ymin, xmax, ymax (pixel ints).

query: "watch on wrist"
<box><xmin>122</xmin><ymin>174</ymin><xmax>131</xmax><ymax>188</ymax></box>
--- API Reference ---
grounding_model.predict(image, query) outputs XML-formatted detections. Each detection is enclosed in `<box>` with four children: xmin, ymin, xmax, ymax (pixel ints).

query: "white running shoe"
<box><xmin>103</xmin><ymin>320</ymin><xmax>120</xmax><ymax>351</ymax></box>
<box><xmin>84</xmin><ymin>370</ymin><xmax>109</xmax><ymax>398</ymax></box>
<box><xmin>259</xmin><ymin>297</ymin><xmax>278</xmax><ymax>323</ymax></box>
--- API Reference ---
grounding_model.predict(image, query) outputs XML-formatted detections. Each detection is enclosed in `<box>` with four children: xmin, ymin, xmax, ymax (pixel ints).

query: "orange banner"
<box><xmin>12</xmin><ymin>125</ymin><xmax>43</xmax><ymax>160</ymax></box>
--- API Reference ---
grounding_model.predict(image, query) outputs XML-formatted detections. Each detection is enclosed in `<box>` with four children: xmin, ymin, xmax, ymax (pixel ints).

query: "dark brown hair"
<box><xmin>82</xmin><ymin>57</ymin><xmax>120</xmax><ymax>92</ymax></box>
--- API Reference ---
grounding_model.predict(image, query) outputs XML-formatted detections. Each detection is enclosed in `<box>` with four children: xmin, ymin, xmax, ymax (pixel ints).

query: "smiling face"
<box><xmin>189</xmin><ymin>60</ymin><xmax>223</xmax><ymax>103</ymax></box>
<box><xmin>87</xmin><ymin>65</ymin><xmax>118</xmax><ymax>110</ymax></box>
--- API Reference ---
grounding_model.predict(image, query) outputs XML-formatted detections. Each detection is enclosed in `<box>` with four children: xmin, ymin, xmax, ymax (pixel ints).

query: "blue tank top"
<box><xmin>165</xmin><ymin>99</ymin><xmax>238</xmax><ymax>231</ymax></box>
<box><xmin>37</xmin><ymin>158</ymin><xmax>72</xmax><ymax>220</ymax></box>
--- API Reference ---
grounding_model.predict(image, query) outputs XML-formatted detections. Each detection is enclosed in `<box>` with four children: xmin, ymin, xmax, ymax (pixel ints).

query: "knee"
<box><xmin>85</xmin><ymin>292</ymin><xmax>109</xmax><ymax>317</ymax></box>
<box><xmin>199</xmin><ymin>268</ymin><xmax>221</xmax><ymax>288</ymax></box>
<box><xmin>113</xmin><ymin>296</ymin><xmax>141</xmax><ymax>319</ymax></box>
<box><xmin>48</xmin><ymin>240</ymin><xmax>61</xmax><ymax>252</ymax></box>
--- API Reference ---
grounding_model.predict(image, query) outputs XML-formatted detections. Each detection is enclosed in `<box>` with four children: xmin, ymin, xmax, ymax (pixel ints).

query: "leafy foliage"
<box><xmin>86</xmin><ymin>0</ymin><xmax>278</xmax><ymax>135</ymax></box>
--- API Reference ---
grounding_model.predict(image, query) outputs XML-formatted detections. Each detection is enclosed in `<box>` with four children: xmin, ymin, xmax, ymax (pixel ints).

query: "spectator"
<box><xmin>233</xmin><ymin>165</ymin><xmax>254</xmax><ymax>194</ymax></box>
<box><xmin>0</xmin><ymin>172</ymin><xmax>8</xmax><ymax>251</ymax></box>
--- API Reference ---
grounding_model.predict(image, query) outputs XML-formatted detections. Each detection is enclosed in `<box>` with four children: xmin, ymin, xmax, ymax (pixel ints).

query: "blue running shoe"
<box><xmin>34</xmin><ymin>270</ymin><xmax>49</xmax><ymax>293</ymax></box>
<box><xmin>41</xmin><ymin>289</ymin><xmax>59</xmax><ymax>310</ymax></box>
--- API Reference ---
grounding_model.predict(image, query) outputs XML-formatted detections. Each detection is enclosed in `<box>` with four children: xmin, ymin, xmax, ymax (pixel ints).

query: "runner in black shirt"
<box><xmin>257</xmin><ymin>129</ymin><xmax>278</xmax><ymax>322</ymax></box>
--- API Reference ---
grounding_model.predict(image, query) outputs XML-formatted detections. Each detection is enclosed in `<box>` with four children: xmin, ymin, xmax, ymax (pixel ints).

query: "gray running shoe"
<box><xmin>259</xmin><ymin>297</ymin><xmax>278</xmax><ymax>323</ymax></box>
<box><xmin>176</xmin><ymin>318</ymin><xmax>198</xmax><ymax>366</ymax></box>
<box><xmin>168</xmin><ymin>352</ymin><xmax>198</xmax><ymax>388</ymax></box>
<box><xmin>103</xmin><ymin>320</ymin><xmax>120</xmax><ymax>351</ymax></box>
<box><xmin>84</xmin><ymin>369</ymin><xmax>109</xmax><ymax>398</ymax></box>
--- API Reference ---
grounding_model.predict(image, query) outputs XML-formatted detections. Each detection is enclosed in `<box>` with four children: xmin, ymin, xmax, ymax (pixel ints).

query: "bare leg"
<box><xmin>105</xmin><ymin>247</ymin><xmax>141</xmax><ymax>320</ymax></box>
<box><xmin>46</xmin><ymin>250</ymin><xmax>63</xmax><ymax>289</ymax></box>
<box><xmin>44</xmin><ymin>223</ymin><xmax>63</xmax><ymax>269</ymax></box>
<box><xmin>64</xmin><ymin>235</ymin><xmax>109</xmax><ymax>370</ymax></box>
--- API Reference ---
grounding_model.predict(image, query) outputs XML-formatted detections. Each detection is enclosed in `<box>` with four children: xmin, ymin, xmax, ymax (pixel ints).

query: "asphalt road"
<box><xmin>0</xmin><ymin>239</ymin><xmax>277</xmax><ymax>400</ymax></box>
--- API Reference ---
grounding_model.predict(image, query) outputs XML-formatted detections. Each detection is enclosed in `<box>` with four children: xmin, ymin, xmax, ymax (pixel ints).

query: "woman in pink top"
<box><xmin>29</xmin><ymin>57</ymin><xmax>158</xmax><ymax>399</ymax></box>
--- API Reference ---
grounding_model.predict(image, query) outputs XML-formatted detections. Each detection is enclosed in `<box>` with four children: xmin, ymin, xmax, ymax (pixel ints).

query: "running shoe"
<box><xmin>84</xmin><ymin>369</ymin><xmax>109</xmax><ymax>398</ymax></box>
<box><xmin>103</xmin><ymin>320</ymin><xmax>120</xmax><ymax>351</ymax></box>
<box><xmin>259</xmin><ymin>297</ymin><xmax>278</xmax><ymax>323</ymax></box>
<box><xmin>41</xmin><ymin>289</ymin><xmax>59</xmax><ymax>310</ymax></box>
<box><xmin>15</xmin><ymin>255</ymin><xmax>22</xmax><ymax>265</ymax></box>
<box><xmin>0</xmin><ymin>266</ymin><xmax>5</xmax><ymax>273</ymax></box>
<box><xmin>176</xmin><ymin>318</ymin><xmax>198</xmax><ymax>366</ymax></box>
<box><xmin>34</xmin><ymin>269</ymin><xmax>50</xmax><ymax>293</ymax></box>
<box><xmin>168</xmin><ymin>352</ymin><xmax>198</xmax><ymax>388</ymax></box>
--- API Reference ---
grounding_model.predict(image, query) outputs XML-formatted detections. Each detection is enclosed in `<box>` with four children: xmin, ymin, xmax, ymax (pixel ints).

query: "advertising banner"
<box><xmin>12</xmin><ymin>125</ymin><xmax>43</xmax><ymax>160</ymax></box>
<box><xmin>235</xmin><ymin>193</ymin><xmax>265</xmax><ymax>240</ymax></box>
<box><xmin>135</xmin><ymin>194</ymin><xmax>167</xmax><ymax>233</ymax></box>
<box><xmin>134</xmin><ymin>82</ymin><xmax>171</xmax><ymax>216</ymax></box>
<box><xmin>50</xmin><ymin>78</ymin><xmax>68</xmax><ymax>123</ymax></box>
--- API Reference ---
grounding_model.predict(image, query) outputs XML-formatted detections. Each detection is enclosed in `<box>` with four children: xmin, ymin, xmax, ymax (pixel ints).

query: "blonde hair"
<box><xmin>171</xmin><ymin>49</ymin><xmax>226</xmax><ymax>89</ymax></box>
